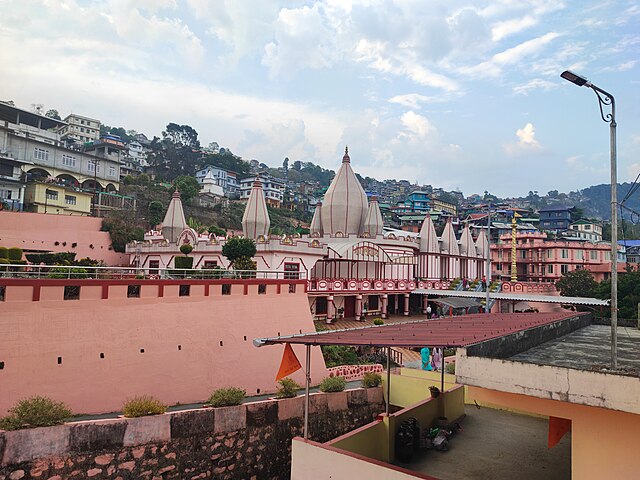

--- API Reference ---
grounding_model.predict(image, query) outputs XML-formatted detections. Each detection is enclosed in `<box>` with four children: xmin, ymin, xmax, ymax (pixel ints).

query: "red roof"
<box><xmin>256</xmin><ymin>312</ymin><xmax>586</xmax><ymax>348</ymax></box>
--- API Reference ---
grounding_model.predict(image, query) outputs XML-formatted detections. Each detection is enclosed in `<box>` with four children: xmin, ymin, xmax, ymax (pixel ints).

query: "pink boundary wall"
<box><xmin>0</xmin><ymin>279</ymin><xmax>327</xmax><ymax>415</ymax></box>
<box><xmin>0</xmin><ymin>211</ymin><xmax>128</xmax><ymax>265</ymax></box>
<box><xmin>327</xmin><ymin>364</ymin><xmax>384</xmax><ymax>382</ymax></box>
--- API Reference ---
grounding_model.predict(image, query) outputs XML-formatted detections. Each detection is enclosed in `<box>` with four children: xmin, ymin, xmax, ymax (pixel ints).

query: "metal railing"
<box><xmin>0</xmin><ymin>264</ymin><xmax>307</xmax><ymax>281</ymax></box>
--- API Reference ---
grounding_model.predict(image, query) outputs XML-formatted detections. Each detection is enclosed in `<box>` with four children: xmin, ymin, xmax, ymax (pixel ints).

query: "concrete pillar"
<box><xmin>381</xmin><ymin>294</ymin><xmax>388</xmax><ymax>319</ymax></box>
<box><xmin>355</xmin><ymin>294</ymin><xmax>363</xmax><ymax>321</ymax></box>
<box><xmin>327</xmin><ymin>295</ymin><xmax>334</xmax><ymax>320</ymax></box>
<box><xmin>403</xmin><ymin>293</ymin><xmax>410</xmax><ymax>316</ymax></box>
<box><xmin>422</xmin><ymin>295</ymin><xmax>429</xmax><ymax>314</ymax></box>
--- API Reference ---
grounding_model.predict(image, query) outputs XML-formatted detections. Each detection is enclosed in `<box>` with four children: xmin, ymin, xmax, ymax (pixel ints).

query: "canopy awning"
<box><xmin>413</xmin><ymin>289</ymin><xmax>609</xmax><ymax>307</ymax></box>
<box><xmin>254</xmin><ymin>312</ymin><xmax>588</xmax><ymax>349</ymax></box>
<box><xmin>432</xmin><ymin>297</ymin><xmax>481</xmax><ymax>309</ymax></box>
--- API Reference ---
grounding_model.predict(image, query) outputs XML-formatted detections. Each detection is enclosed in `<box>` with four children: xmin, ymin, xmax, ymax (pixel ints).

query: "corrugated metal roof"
<box><xmin>413</xmin><ymin>289</ymin><xmax>609</xmax><ymax>306</ymax></box>
<box><xmin>433</xmin><ymin>297</ymin><xmax>481</xmax><ymax>309</ymax></box>
<box><xmin>254</xmin><ymin>312</ymin><xmax>587</xmax><ymax>348</ymax></box>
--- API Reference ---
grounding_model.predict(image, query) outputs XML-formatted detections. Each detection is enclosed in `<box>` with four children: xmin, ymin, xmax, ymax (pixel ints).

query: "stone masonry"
<box><xmin>0</xmin><ymin>388</ymin><xmax>384</xmax><ymax>480</ymax></box>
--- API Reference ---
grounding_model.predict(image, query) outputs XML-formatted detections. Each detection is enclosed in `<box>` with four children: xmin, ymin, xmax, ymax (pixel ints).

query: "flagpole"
<box><xmin>304</xmin><ymin>344</ymin><xmax>310</xmax><ymax>440</ymax></box>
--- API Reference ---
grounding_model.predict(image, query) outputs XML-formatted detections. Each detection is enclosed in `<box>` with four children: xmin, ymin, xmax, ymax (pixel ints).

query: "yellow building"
<box><xmin>430</xmin><ymin>197</ymin><xmax>457</xmax><ymax>216</ymax></box>
<box><xmin>24</xmin><ymin>183</ymin><xmax>93</xmax><ymax>216</ymax></box>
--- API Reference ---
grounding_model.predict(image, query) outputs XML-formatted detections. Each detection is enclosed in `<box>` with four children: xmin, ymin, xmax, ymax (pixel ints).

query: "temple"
<box><xmin>128</xmin><ymin>150</ymin><xmax>491</xmax><ymax>320</ymax></box>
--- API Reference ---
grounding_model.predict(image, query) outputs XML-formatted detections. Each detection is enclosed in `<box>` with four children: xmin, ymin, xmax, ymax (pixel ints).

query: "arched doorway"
<box><xmin>56</xmin><ymin>174</ymin><xmax>80</xmax><ymax>188</ymax></box>
<box><xmin>26</xmin><ymin>168</ymin><xmax>52</xmax><ymax>181</ymax></box>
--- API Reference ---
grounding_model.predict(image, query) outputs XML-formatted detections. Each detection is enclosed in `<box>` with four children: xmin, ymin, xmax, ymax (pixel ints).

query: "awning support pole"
<box><xmin>386</xmin><ymin>346</ymin><xmax>391</xmax><ymax>415</ymax></box>
<box><xmin>440</xmin><ymin>348</ymin><xmax>445</xmax><ymax>392</ymax></box>
<box><xmin>304</xmin><ymin>344</ymin><xmax>310</xmax><ymax>440</ymax></box>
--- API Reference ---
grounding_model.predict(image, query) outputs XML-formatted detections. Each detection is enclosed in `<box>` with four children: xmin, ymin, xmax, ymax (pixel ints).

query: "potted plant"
<box><xmin>429</xmin><ymin>385</ymin><xmax>440</xmax><ymax>398</ymax></box>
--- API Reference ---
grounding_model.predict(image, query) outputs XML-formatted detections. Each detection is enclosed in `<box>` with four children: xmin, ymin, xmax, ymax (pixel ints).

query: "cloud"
<box><xmin>513</xmin><ymin>78</ymin><xmax>556</xmax><ymax>95</ymax></box>
<box><xmin>491</xmin><ymin>16</ymin><xmax>537</xmax><ymax>41</ymax></box>
<box><xmin>399</xmin><ymin>111</ymin><xmax>435</xmax><ymax>140</ymax></box>
<box><xmin>504</xmin><ymin>122</ymin><xmax>542</xmax><ymax>155</ymax></box>
<box><xmin>461</xmin><ymin>32</ymin><xmax>562</xmax><ymax>78</ymax></box>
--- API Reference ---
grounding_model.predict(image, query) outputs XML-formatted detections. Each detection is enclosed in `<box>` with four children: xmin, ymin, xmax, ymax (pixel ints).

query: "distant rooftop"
<box><xmin>539</xmin><ymin>205</ymin><xmax>573</xmax><ymax>212</ymax></box>
<box><xmin>0</xmin><ymin>101</ymin><xmax>66</xmax><ymax>130</ymax></box>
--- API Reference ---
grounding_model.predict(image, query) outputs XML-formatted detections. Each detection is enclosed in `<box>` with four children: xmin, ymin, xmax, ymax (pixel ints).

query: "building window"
<box><xmin>547</xmin><ymin>265</ymin><xmax>553</xmax><ymax>274</ymax></box>
<box><xmin>520</xmin><ymin>250</ymin><xmax>527</xmax><ymax>259</ymax></box>
<box><xmin>109</xmin><ymin>166</ymin><xmax>116</xmax><ymax>177</ymax></box>
<box><xmin>222</xmin><ymin>284</ymin><xmax>231</xmax><ymax>295</ymax></box>
<box><xmin>561</xmin><ymin>264</ymin><xmax>569</xmax><ymax>274</ymax></box>
<box><xmin>575</xmin><ymin>250</ymin><xmax>583</xmax><ymax>260</ymax></box>
<box><xmin>33</xmin><ymin>147</ymin><xmax>49</xmax><ymax>162</ymax></box>
<box><xmin>258</xmin><ymin>284</ymin><xmax>267</xmax><ymax>294</ymax></box>
<box><xmin>179</xmin><ymin>285</ymin><xmax>191</xmax><ymax>297</ymax></box>
<box><xmin>284</xmin><ymin>262</ymin><xmax>300</xmax><ymax>280</ymax></box>
<box><xmin>288</xmin><ymin>284</ymin><xmax>296</xmax><ymax>293</ymax></box>
<box><xmin>127</xmin><ymin>285</ymin><xmax>141</xmax><ymax>298</ymax></box>
<box><xmin>87</xmin><ymin>160</ymin><xmax>100</xmax><ymax>173</ymax></box>
<box><xmin>0</xmin><ymin>162</ymin><xmax>13</xmax><ymax>177</ymax></box>
<box><xmin>65</xmin><ymin>195</ymin><xmax>76</xmax><ymax>205</ymax></box>
<box><xmin>496</xmin><ymin>263</ymin><xmax>502</xmax><ymax>271</ymax></box>
<box><xmin>561</xmin><ymin>249</ymin><xmax>568</xmax><ymax>259</ymax></box>
<box><xmin>590</xmin><ymin>251</ymin><xmax>598</xmax><ymax>260</ymax></box>
<box><xmin>149</xmin><ymin>260</ymin><xmax>160</xmax><ymax>275</ymax></box>
<box><xmin>64</xmin><ymin>285</ymin><xmax>81</xmax><ymax>300</ymax></box>
<box><xmin>315</xmin><ymin>296</ymin><xmax>328</xmax><ymax>315</ymax></box>
<box><xmin>203</xmin><ymin>260</ymin><xmax>218</xmax><ymax>269</ymax></box>
<box><xmin>46</xmin><ymin>189</ymin><xmax>58</xmax><ymax>200</ymax></box>
<box><xmin>61</xmin><ymin>154</ymin><xmax>77</xmax><ymax>168</ymax></box>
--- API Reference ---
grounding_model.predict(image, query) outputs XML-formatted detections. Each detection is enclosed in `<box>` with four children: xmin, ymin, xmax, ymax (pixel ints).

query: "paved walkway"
<box><xmin>399</xmin><ymin>406</ymin><xmax>571</xmax><ymax>480</ymax></box>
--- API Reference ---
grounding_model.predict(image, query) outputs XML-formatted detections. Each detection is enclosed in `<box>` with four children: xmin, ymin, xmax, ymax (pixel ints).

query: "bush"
<box><xmin>321</xmin><ymin>345</ymin><xmax>359</xmax><ymax>368</ymax></box>
<box><xmin>445</xmin><ymin>362</ymin><xmax>456</xmax><ymax>374</ymax></box>
<box><xmin>232</xmin><ymin>256</ymin><xmax>256</xmax><ymax>273</ymax></box>
<box><xmin>7</xmin><ymin>247</ymin><xmax>22</xmax><ymax>261</ymax></box>
<box><xmin>0</xmin><ymin>396</ymin><xmax>72</xmax><ymax>430</ymax></box>
<box><xmin>0</xmin><ymin>257</ymin><xmax>9</xmax><ymax>267</ymax></box>
<box><xmin>0</xmin><ymin>247</ymin><xmax>7</xmax><ymax>258</ymax></box>
<box><xmin>122</xmin><ymin>395</ymin><xmax>166</xmax><ymax>418</ymax></box>
<box><xmin>174</xmin><ymin>256</ymin><xmax>193</xmax><ymax>269</ymax></box>
<box><xmin>179</xmin><ymin>243</ymin><xmax>193</xmax><ymax>255</ymax></box>
<box><xmin>208</xmin><ymin>387</ymin><xmax>246</xmax><ymax>407</ymax></box>
<box><xmin>373</xmin><ymin>318</ymin><xmax>384</xmax><ymax>326</ymax></box>
<box><xmin>276</xmin><ymin>378</ymin><xmax>301</xmax><ymax>399</ymax></box>
<box><xmin>25</xmin><ymin>252</ymin><xmax>77</xmax><ymax>265</ymax></box>
<box><xmin>222</xmin><ymin>237</ymin><xmax>256</xmax><ymax>263</ymax></box>
<box><xmin>208</xmin><ymin>225</ymin><xmax>226</xmax><ymax>237</ymax></box>
<box><xmin>361</xmin><ymin>372</ymin><xmax>382</xmax><ymax>388</ymax></box>
<box><xmin>47</xmin><ymin>267</ymin><xmax>89</xmax><ymax>279</ymax></box>
<box><xmin>320</xmin><ymin>376</ymin><xmax>346</xmax><ymax>393</ymax></box>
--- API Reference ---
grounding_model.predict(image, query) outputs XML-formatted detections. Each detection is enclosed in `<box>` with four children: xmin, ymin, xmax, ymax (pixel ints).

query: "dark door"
<box><xmin>344</xmin><ymin>296</ymin><xmax>356</xmax><ymax>318</ymax></box>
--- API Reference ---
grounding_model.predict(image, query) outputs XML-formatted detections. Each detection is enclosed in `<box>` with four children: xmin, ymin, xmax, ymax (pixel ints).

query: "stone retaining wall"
<box><xmin>0</xmin><ymin>388</ymin><xmax>384</xmax><ymax>480</ymax></box>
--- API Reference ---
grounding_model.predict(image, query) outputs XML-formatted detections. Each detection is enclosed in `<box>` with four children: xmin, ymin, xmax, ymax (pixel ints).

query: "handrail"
<box><xmin>0</xmin><ymin>264</ymin><xmax>307</xmax><ymax>281</ymax></box>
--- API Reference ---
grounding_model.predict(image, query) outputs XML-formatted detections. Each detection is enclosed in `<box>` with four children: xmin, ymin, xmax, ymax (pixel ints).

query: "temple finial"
<box><xmin>345</xmin><ymin>145</ymin><xmax>348</xmax><ymax>155</ymax></box>
<box><xmin>342</xmin><ymin>145</ymin><xmax>350</xmax><ymax>163</ymax></box>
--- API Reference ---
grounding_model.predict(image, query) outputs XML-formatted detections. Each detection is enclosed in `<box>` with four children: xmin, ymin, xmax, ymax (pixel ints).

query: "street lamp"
<box><xmin>560</xmin><ymin>70</ymin><xmax>618</xmax><ymax>369</ymax></box>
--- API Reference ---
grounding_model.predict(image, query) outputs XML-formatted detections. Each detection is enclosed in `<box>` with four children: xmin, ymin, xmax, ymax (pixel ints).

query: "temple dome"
<box><xmin>321</xmin><ymin>147</ymin><xmax>368</xmax><ymax>236</ymax></box>
<box><xmin>242</xmin><ymin>179</ymin><xmax>271</xmax><ymax>239</ymax></box>
<box><xmin>161</xmin><ymin>190</ymin><xmax>188</xmax><ymax>243</ymax></box>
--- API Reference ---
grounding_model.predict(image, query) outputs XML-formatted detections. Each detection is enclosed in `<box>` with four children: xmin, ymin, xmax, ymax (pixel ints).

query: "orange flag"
<box><xmin>275</xmin><ymin>344</ymin><xmax>302</xmax><ymax>381</ymax></box>
<box><xmin>548</xmin><ymin>416</ymin><xmax>571</xmax><ymax>448</ymax></box>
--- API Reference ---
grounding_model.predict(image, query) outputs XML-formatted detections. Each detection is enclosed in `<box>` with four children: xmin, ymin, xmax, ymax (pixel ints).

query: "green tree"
<box><xmin>596</xmin><ymin>266</ymin><xmax>640</xmax><ymax>319</ymax></box>
<box><xmin>101</xmin><ymin>214</ymin><xmax>144</xmax><ymax>253</ymax></box>
<box><xmin>45</xmin><ymin>109</ymin><xmax>61</xmax><ymax>120</ymax></box>
<box><xmin>147</xmin><ymin>201</ymin><xmax>164</xmax><ymax>227</ymax></box>
<box><xmin>173</xmin><ymin>176</ymin><xmax>200</xmax><ymax>203</ymax></box>
<box><xmin>556</xmin><ymin>269</ymin><xmax>598</xmax><ymax>311</ymax></box>
<box><xmin>222</xmin><ymin>237</ymin><xmax>257</xmax><ymax>264</ymax></box>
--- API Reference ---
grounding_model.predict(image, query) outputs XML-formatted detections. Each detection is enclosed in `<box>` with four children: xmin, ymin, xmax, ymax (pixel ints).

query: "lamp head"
<box><xmin>561</xmin><ymin>70</ymin><xmax>590</xmax><ymax>87</ymax></box>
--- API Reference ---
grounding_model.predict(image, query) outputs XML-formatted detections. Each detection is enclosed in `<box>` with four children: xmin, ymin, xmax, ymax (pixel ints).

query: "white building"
<box><xmin>0</xmin><ymin>152</ymin><xmax>28</xmax><ymax>210</ymax></box>
<box><xmin>240</xmin><ymin>175</ymin><xmax>284</xmax><ymax>207</ymax></box>
<box><xmin>196</xmin><ymin>166</ymin><xmax>239</xmax><ymax>198</ymax></box>
<box><xmin>568</xmin><ymin>219</ymin><xmax>603</xmax><ymax>242</ymax></box>
<box><xmin>126</xmin><ymin>141</ymin><xmax>148</xmax><ymax>168</ymax></box>
<box><xmin>58</xmin><ymin>113</ymin><xmax>101</xmax><ymax>144</ymax></box>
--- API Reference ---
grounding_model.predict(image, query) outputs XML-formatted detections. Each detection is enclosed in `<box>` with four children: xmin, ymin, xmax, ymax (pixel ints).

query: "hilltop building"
<box><xmin>58</xmin><ymin>113</ymin><xmax>101</xmax><ymax>144</ymax></box>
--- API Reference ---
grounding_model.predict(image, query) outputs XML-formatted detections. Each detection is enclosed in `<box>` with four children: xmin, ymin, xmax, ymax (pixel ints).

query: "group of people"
<box><xmin>420</xmin><ymin>346</ymin><xmax>444</xmax><ymax>371</ymax></box>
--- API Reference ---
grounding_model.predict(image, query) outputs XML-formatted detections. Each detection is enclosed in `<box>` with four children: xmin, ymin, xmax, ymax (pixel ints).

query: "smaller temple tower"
<box><xmin>242</xmin><ymin>179</ymin><xmax>271</xmax><ymax>239</ymax></box>
<box><xmin>162</xmin><ymin>190</ymin><xmax>188</xmax><ymax>243</ymax></box>
<box><xmin>310</xmin><ymin>201</ymin><xmax>323</xmax><ymax>236</ymax></box>
<box><xmin>362</xmin><ymin>196</ymin><xmax>384</xmax><ymax>237</ymax></box>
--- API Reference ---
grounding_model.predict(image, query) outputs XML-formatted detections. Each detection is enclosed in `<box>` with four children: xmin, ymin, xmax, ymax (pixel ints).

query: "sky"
<box><xmin>0</xmin><ymin>0</ymin><xmax>638</xmax><ymax>198</ymax></box>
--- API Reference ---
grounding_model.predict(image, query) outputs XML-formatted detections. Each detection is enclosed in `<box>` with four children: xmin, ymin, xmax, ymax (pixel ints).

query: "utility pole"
<box><xmin>485</xmin><ymin>204</ymin><xmax>491</xmax><ymax>314</ymax></box>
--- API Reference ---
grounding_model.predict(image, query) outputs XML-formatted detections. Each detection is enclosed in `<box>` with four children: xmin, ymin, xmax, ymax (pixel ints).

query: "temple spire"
<box><xmin>242</xmin><ymin>178</ymin><xmax>270</xmax><ymax>239</ymax></box>
<box><xmin>161</xmin><ymin>190</ymin><xmax>188</xmax><ymax>243</ymax></box>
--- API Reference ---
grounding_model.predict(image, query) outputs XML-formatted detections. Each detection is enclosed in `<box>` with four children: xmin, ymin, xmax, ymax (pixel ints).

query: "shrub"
<box><xmin>0</xmin><ymin>247</ymin><xmax>7</xmax><ymax>258</ymax></box>
<box><xmin>7</xmin><ymin>247</ymin><xmax>22</xmax><ymax>261</ymax></box>
<box><xmin>321</xmin><ymin>345</ymin><xmax>359</xmax><ymax>368</ymax></box>
<box><xmin>208</xmin><ymin>225</ymin><xmax>226</xmax><ymax>237</ymax></box>
<box><xmin>445</xmin><ymin>362</ymin><xmax>456</xmax><ymax>374</ymax></box>
<box><xmin>320</xmin><ymin>376</ymin><xmax>346</xmax><ymax>393</ymax></box>
<box><xmin>222</xmin><ymin>237</ymin><xmax>256</xmax><ymax>263</ymax></box>
<box><xmin>122</xmin><ymin>395</ymin><xmax>166</xmax><ymax>418</ymax></box>
<box><xmin>208</xmin><ymin>387</ymin><xmax>246</xmax><ymax>407</ymax></box>
<box><xmin>276</xmin><ymin>378</ymin><xmax>301</xmax><ymax>399</ymax></box>
<box><xmin>47</xmin><ymin>267</ymin><xmax>89</xmax><ymax>279</ymax></box>
<box><xmin>0</xmin><ymin>396</ymin><xmax>72</xmax><ymax>430</ymax></box>
<box><xmin>0</xmin><ymin>257</ymin><xmax>9</xmax><ymax>267</ymax></box>
<box><xmin>174</xmin><ymin>256</ymin><xmax>193</xmax><ymax>269</ymax></box>
<box><xmin>361</xmin><ymin>372</ymin><xmax>382</xmax><ymax>388</ymax></box>
<box><xmin>373</xmin><ymin>318</ymin><xmax>384</xmax><ymax>326</ymax></box>
<box><xmin>179</xmin><ymin>243</ymin><xmax>193</xmax><ymax>255</ymax></box>
<box><xmin>25</xmin><ymin>252</ymin><xmax>77</xmax><ymax>265</ymax></box>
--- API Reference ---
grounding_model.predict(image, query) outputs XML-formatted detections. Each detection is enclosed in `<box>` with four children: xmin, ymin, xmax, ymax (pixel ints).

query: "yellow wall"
<box><xmin>383</xmin><ymin>369</ymin><xmax>457</xmax><ymax>408</ymax></box>
<box><xmin>330</xmin><ymin>420</ymin><xmax>387</xmax><ymax>461</ymax></box>
<box><xmin>25</xmin><ymin>184</ymin><xmax>92</xmax><ymax>215</ymax></box>
<box><xmin>470</xmin><ymin>386</ymin><xmax>640</xmax><ymax>480</ymax></box>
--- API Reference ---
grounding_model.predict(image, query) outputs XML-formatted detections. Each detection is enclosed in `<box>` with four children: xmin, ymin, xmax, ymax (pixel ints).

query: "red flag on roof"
<box><xmin>275</xmin><ymin>344</ymin><xmax>302</xmax><ymax>381</ymax></box>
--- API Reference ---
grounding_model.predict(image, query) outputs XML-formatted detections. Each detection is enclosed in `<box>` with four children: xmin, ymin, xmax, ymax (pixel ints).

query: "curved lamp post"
<box><xmin>560</xmin><ymin>70</ymin><xmax>617</xmax><ymax>369</ymax></box>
